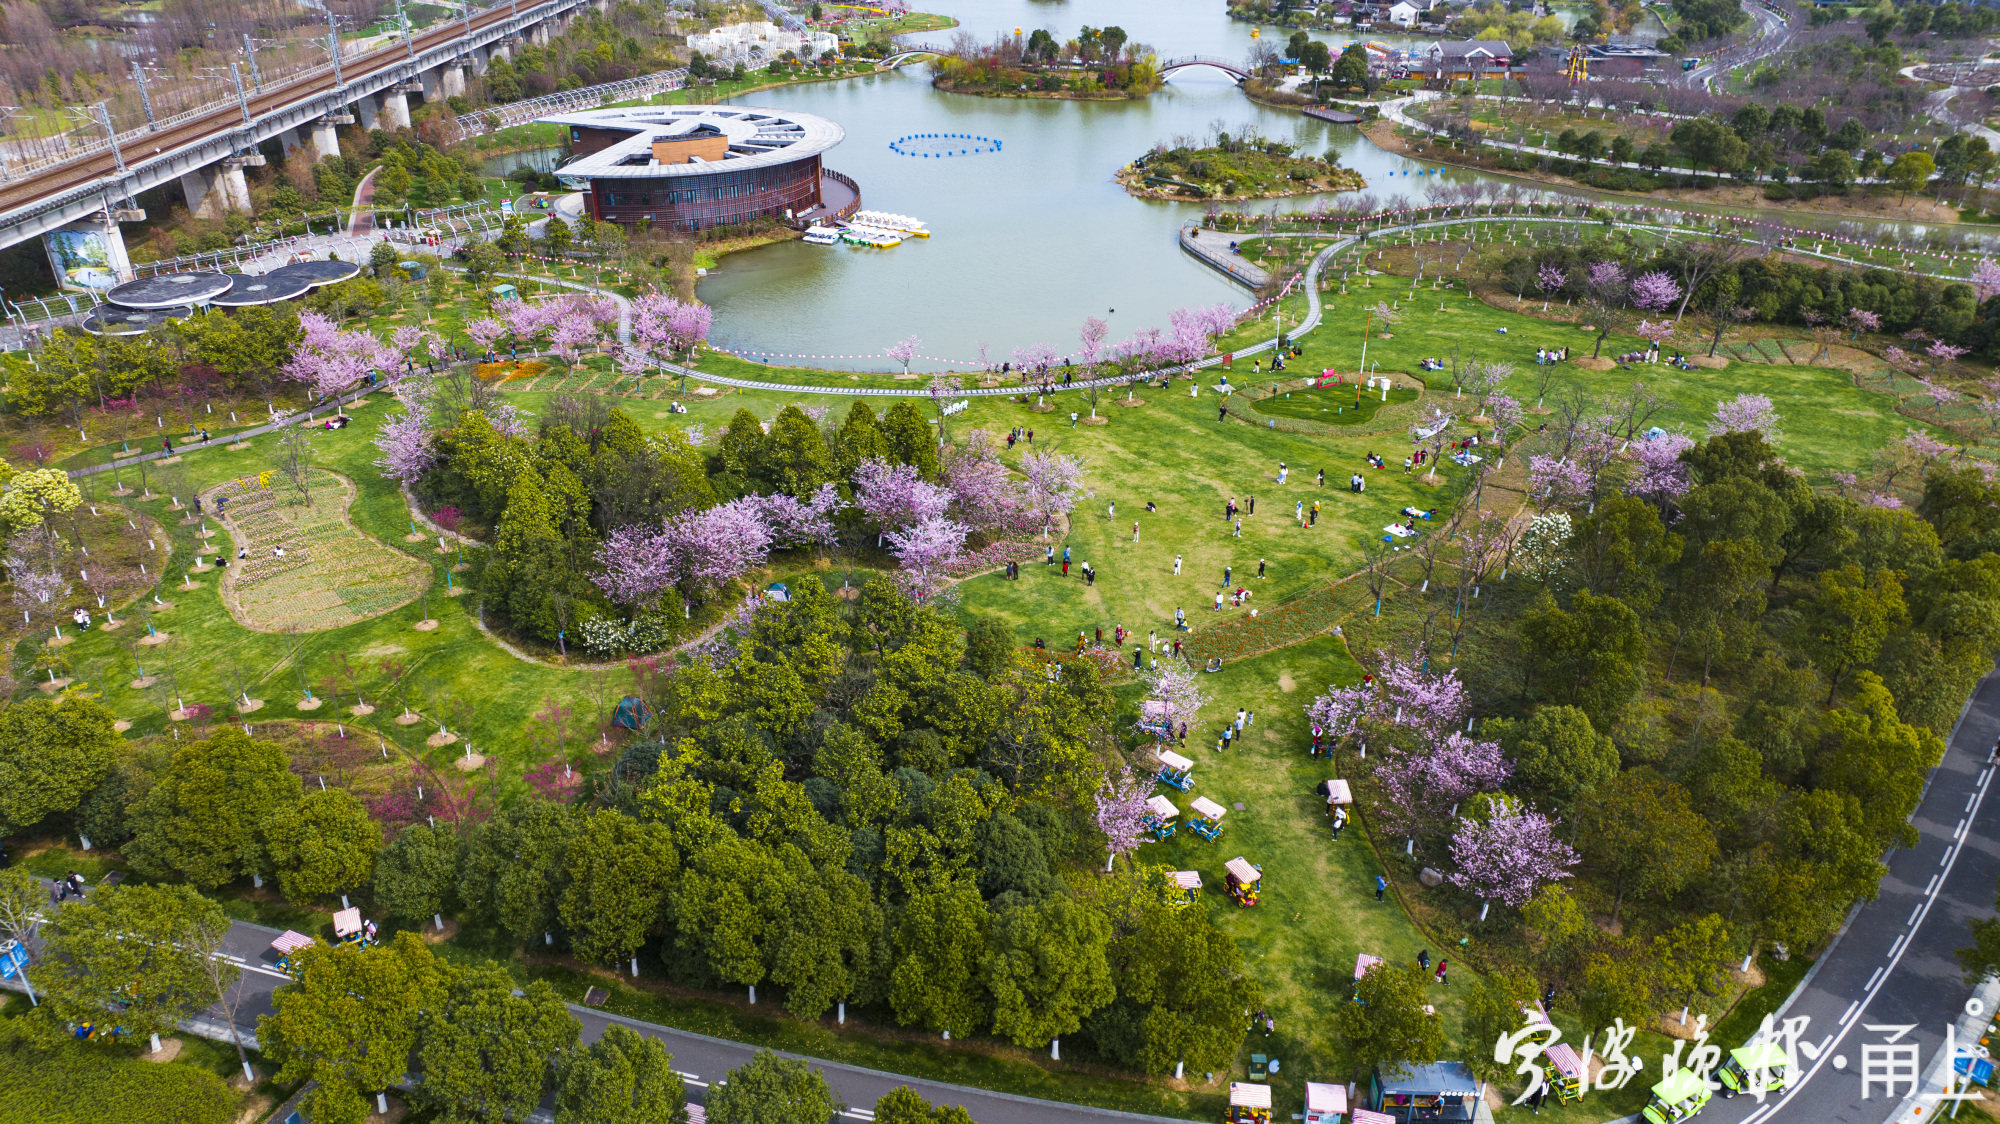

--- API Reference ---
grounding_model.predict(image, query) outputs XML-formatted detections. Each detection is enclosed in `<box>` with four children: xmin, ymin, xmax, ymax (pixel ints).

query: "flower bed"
<box><xmin>209</xmin><ymin>469</ymin><xmax>431</xmax><ymax>633</ymax></box>
<box><xmin>1182</xmin><ymin>580</ymin><xmax>1361</xmax><ymax>665</ymax></box>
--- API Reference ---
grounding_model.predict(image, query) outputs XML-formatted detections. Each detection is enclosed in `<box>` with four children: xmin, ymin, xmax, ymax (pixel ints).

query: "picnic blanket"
<box><xmin>1383</xmin><ymin>523</ymin><xmax>1418</xmax><ymax>538</ymax></box>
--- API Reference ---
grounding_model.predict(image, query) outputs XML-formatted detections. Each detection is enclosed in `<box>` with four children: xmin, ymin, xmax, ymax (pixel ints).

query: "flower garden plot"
<box><xmin>209</xmin><ymin>469</ymin><xmax>430</xmax><ymax>634</ymax></box>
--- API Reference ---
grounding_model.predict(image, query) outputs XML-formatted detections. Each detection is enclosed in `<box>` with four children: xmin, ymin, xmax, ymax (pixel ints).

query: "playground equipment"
<box><xmin>1157</xmin><ymin>747</ymin><xmax>1194</xmax><ymax>791</ymax></box>
<box><xmin>1303</xmin><ymin>1082</ymin><xmax>1349</xmax><ymax>1123</ymax></box>
<box><xmin>1168</xmin><ymin>870</ymin><xmax>1202</xmax><ymax>905</ymax></box>
<box><xmin>1542</xmin><ymin>1043</ymin><xmax>1586</xmax><ymax>1104</ymax></box>
<box><xmin>1225</xmin><ymin>856</ymin><xmax>1263</xmax><ymax>906</ymax></box>
<box><xmin>1717</xmin><ymin>1041</ymin><xmax>1790</xmax><ymax>1098</ymax></box>
<box><xmin>270</xmin><ymin>930</ymin><xmax>316</xmax><ymax>974</ymax></box>
<box><xmin>1564</xmin><ymin>44</ymin><xmax>1588</xmax><ymax>85</ymax></box>
<box><xmin>1227</xmin><ymin>1082</ymin><xmax>1273</xmax><ymax>1123</ymax></box>
<box><xmin>1144</xmin><ymin>795</ymin><xmax>1180</xmax><ymax>841</ymax></box>
<box><xmin>1190</xmin><ymin>795</ymin><xmax>1228</xmax><ymax>841</ymax></box>
<box><xmin>1641</xmin><ymin>1068</ymin><xmax>1713</xmax><ymax>1124</ymax></box>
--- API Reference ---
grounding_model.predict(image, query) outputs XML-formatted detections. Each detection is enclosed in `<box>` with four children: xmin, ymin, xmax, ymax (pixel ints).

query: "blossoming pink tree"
<box><xmin>1379</xmin><ymin>655</ymin><xmax>1471</xmax><ymax>738</ymax></box>
<box><xmin>1095</xmin><ymin>766</ymin><xmax>1152</xmax><ymax>867</ymax></box>
<box><xmin>885</xmin><ymin>335</ymin><xmax>920</xmax><ymax>377</ymax></box>
<box><xmin>1528</xmin><ymin>454</ymin><xmax>1595</xmax><ymax>509</ymax></box>
<box><xmin>1535</xmin><ymin>263</ymin><xmax>1567</xmax><ymax>310</ymax></box>
<box><xmin>1926</xmin><ymin>339</ymin><xmax>1970</xmax><ymax>376</ymax></box>
<box><xmin>1448</xmin><ymin>803</ymin><xmax>1578</xmax><ymax>914</ymax></box>
<box><xmin>1021</xmin><ymin>449</ymin><xmax>1086</xmax><ymax>534</ymax></box>
<box><xmin>1843</xmin><ymin>307</ymin><xmax>1881</xmax><ymax>340</ymax></box>
<box><xmin>1012</xmin><ymin>342</ymin><xmax>1059</xmax><ymax>384</ymax></box>
<box><xmin>465</xmin><ymin>317</ymin><xmax>506</xmax><ymax>360</ymax></box>
<box><xmin>1078</xmin><ymin>317</ymin><xmax>1109</xmax><ymax>379</ymax></box>
<box><xmin>885</xmin><ymin>514</ymin><xmax>969</xmax><ymax>597</ymax></box>
<box><xmin>1305</xmin><ymin>682</ymin><xmax>1375</xmax><ymax>745</ymax></box>
<box><xmin>943</xmin><ymin>431</ymin><xmax>1028</xmax><ymax>533</ymax></box>
<box><xmin>1629</xmin><ymin>270</ymin><xmax>1683</xmax><ymax>314</ymax></box>
<box><xmin>752</xmin><ymin>483</ymin><xmax>845</xmax><ymax>552</ymax></box>
<box><xmin>1374</xmin><ymin>733</ymin><xmax>1511</xmax><ymax>839</ymax></box>
<box><xmin>1708</xmin><ymin>393</ymin><xmax>1782</xmax><ymax>443</ymax></box>
<box><xmin>1140</xmin><ymin>660</ymin><xmax>1208</xmax><ymax>736</ymax></box>
<box><xmin>548</xmin><ymin>315</ymin><xmax>601</xmax><ymax>377</ymax></box>
<box><xmin>1970</xmin><ymin>258</ymin><xmax>2000</xmax><ymax>304</ymax></box>
<box><xmin>854</xmin><ymin>458</ymin><xmax>953</xmax><ymax>536</ymax></box>
<box><xmin>373</xmin><ymin>404</ymin><xmax>435</xmax><ymax>486</ymax></box>
<box><xmin>1626</xmin><ymin>431</ymin><xmax>1695</xmax><ymax>505</ymax></box>
<box><xmin>284</xmin><ymin>311</ymin><xmax>396</xmax><ymax>413</ymax></box>
<box><xmin>592</xmin><ymin>498</ymin><xmax>772</xmax><ymax>607</ymax></box>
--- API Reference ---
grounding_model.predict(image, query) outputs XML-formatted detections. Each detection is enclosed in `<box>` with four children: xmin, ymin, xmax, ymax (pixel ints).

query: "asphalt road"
<box><xmin>1699</xmin><ymin>661</ymin><xmax>2000</xmax><ymax>1124</ymax></box>
<box><xmin>1686</xmin><ymin>0</ymin><xmax>1792</xmax><ymax>88</ymax></box>
<box><xmin>83</xmin><ymin>914</ymin><xmax>1199</xmax><ymax>1124</ymax></box>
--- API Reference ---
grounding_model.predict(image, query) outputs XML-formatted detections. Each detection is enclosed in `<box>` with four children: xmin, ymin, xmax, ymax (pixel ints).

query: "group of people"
<box><xmin>1004</xmin><ymin>427</ymin><xmax>1035</xmax><ymax>448</ymax></box>
<box><xmin>1535</xmin><ymin>346</ymin><xmax>1570</xmax><ymax>365</ymax></box>
<box><xmin>52</xmin><ymin>871</ymin><xmax>87</xmax><ymax>903</ymax></box>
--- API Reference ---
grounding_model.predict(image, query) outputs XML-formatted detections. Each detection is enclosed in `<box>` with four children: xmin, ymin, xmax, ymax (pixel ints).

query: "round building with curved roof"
<box><xmin>544</xmin><ymin>105</ymin><xmax>856</xmax><ymax>231</ymax></box>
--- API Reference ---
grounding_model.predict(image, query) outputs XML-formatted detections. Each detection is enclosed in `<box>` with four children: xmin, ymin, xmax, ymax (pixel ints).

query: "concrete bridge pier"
<box><xmin>380</xmin><ymin>90</ymin><xmax>412</xmax><ymax>129</ymax></box>
<box><xmin>309</xmin><ymin>118</ymin><xmax>342</xmax><ymax>162</ymax></box>
<box><xmin>44</xmin><ymin>214</ymin><xmax>135</xmax><ymax>290</ymax></box>
<box><xmin>441</xmin><ymin>61</ymin><xmax>468</xmax><ymax>98</ymax></box>
<box><xmin>356</xmin><ymin>95</ymin><xmax>381</xmax><ymax>132</ymax></box>
<box><xmin>179</xmin><ymin>162</ymin><xmax>252</xmax><ymax>217</ymax></box>
<box><xmin>418</xmin><ymin>67</ymin><xmax>446</xmax><ymax>104</ymax></box>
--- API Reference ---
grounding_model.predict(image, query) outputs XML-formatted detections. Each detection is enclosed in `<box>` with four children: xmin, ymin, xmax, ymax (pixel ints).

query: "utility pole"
<box><xmin>326</xmin><ymin>10</ymin><xmax>346</xmax><ymax>88</ymax></box>
<box><xmin>400</xmin><ymin>0</ymin><xmax>417</xmax><ymax>59</ymax></box>
<box><xmin>129</xmin><ymin>61</ymin><xmax>157</xmax><ymax>130</ymax></box>
<box><xmin>229</xmin><ymin>63</ymin><xmax>250</xmax><ymax>126</ymax></box>
<box><xmin>242</xmin><ymin>33</ymin><xmax>263</xmax><ymax>91</ymax></box>
<box><xmin>94</xmin><ymin>101</ymin><xmax>127</xmax><ymax>179</ymax></box>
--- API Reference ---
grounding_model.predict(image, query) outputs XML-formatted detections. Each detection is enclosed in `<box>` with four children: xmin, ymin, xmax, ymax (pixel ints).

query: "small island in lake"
<box><xmin>930</xmin><ymin>27</ymin><xmax>1164</xmax><ymax>99</ymax></box>
<box><xmin>1118</xmin><ymin>128</ymin><xmax>1367</xmax><ymax>200</ymax></box>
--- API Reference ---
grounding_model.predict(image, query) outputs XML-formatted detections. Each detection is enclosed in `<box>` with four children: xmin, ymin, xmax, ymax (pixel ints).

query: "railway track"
<box><xmin>0</xmin><ymin>3</ymin><xmax>549</xmax><ymax>215</ymax></box>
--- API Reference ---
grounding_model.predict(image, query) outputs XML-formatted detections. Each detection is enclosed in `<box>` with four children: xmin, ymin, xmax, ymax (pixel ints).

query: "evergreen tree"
<box><xmin>262</xmin><ymin>789</ymin><xmax>382</xmax><ymax>904</ymax></box>
<box><xmin>833</xmin><ymin>400</ymin><xmax>888</xmax><ymax>479</ymax></box>
<box><xmin>764</xmin><ymin>405</ymin><xmax>836</xmax><ymax>497</ymax></box>
<box><xmin>719</xmin><ymin>408</ymin><xmax>769</xmax><ymax>482</ymax></box>
<box><xmin>0</xmin><ymin>695</ymin><xmax>120</xmax><ymax>835</ymax></box>
<box><xmin>882</xmin><ymin>400</ymin><xmax>940</xmax><ymax>479</ymax></box>
<box><xmin>484</xmin><ymin>467</ymin><xmax>573</xmax><ymax>642</ymax></box>
<box><xmin>125</xmin><ymin>729</ymin><xmax>304</xmax><ymax>889</ymax></box>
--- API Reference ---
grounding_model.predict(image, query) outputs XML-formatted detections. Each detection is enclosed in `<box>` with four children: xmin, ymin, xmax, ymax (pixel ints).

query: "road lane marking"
<box><xmin>1890</xmin><ymin>934</ymin><xmax>1907</xmax><ymax>958</ymax></box>
<box><xmin>1968</xmin><ymin>791</ymin><xmax>1979</xmax><ymax>812</ymax></box>
<box><xmin>1957</xmin><ymin>818</ymin><xmax>1969</xmax><ymax>839</ymax></box>
<box><xmin>1911</xmin><ymin>903</ymin><xmax>1925</xmax><ymax>926</ymax></box>
<box><xmin>1842</xmin><ymin>1000</ymin><xmax>1861</xmax><ymax>1026</ymax></box>
<box><xmin>1943</xmin><ymin>845</ymin><xmax>1957</xmax><ymax>866</ymax></box>
<box><xmin>1927</xmin><ymin>875</ymin><xmax>1940</xmax><ymax>895</ymax></box>
<box><xmin>1867</xmin><ymin>967</ymin><xmax>1885</xmax><ymax>991</ymax></box>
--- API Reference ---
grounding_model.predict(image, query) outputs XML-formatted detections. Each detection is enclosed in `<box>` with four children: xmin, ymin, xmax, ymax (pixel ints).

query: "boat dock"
<box><xmin>1303</xmin><ymin>106</ymin><xmax>1365</xmax><ymax>125</ymax></box>
<box><xmin>1177</xmin><ymin>226</ymin><xmax>1269</xmax><ymax>290</ymax></box>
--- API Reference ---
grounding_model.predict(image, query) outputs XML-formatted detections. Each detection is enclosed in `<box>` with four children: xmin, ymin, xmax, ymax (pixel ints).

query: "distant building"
<box><xmin>1388</xmin><ymin>0</ymin><xmax>1438</xmax><ymax>27</ymax></box>
<box><xmin>546</xmin><ymin>105</ymin><xmax>854</xmax><ymax>232</ymax></box>
<box><xmin>686</xmin><ymin>20</ymin><xmax>839</xmax><ymax>61</ymax></box>
<box><xmin>1425</xmin><ymin>38</ymin><xmax>1512</xmax><ymax>78</ymax></box>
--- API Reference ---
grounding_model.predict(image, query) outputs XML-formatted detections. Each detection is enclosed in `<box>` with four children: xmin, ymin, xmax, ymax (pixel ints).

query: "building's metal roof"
<box><xmin>543</xmin><ymin>105</ymin><xmax>843</xmax><ymax>180</ymax></box>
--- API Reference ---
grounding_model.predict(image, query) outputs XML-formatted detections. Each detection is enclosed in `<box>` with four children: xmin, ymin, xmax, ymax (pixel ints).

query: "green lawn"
<box><xmin>1251</xmin><ymin>383</ymin><xmax>1423</xmax><ymax>426</ymax></box>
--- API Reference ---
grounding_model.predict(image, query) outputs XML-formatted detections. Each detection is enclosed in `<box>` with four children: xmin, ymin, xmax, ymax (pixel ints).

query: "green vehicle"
<box><xmin>1718</xmin><ymin>1041</ymin><xmax>1790</xmax><ymax>1097</ymax></box>
<box><xmin>1641</xmin><ymin>1068</ymin><xmax>1713</xmax><ymax>1124</ymax></box>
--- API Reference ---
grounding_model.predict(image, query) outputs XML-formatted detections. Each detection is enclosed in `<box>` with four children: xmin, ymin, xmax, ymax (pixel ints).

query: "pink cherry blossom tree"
<box><xmin>885</xmin><ymin>335</ymin><xmax>920</xmax><ymax>377</ymax></box>
<box><xmin>1843</xmin><ymin>307</ymin><xmax>1881</xmax><ymax>340</ymax></box>
<box><xmin>1020</xmin><ymin>449</ymin><xmax>1086</xmax><ymax>534</ymax></box>
<box><xmin>943</xmin><ymin>431</ymin><xmax>1027</xmax><ymax>533</ymax></box>
<box><xmin>465</xmin><ymin>317</ymin><xmax>506</xmax><ymax>360</ymax></box>
<box><xmin>1140</xmin><ymin>659</ymin><xmax>1209</xmax><ymax>734</ymax></box>
<box><xmin>1373</xmin><ymin>733</ymin><xmax>1511</xmax><ymax>838</ymax></box>
<box><xmin>373</xmin><ymin>404</ymin><xmax>435</xmax><ymax>486</ymax></box>
<box><xmin>752</xmin><ymin>483</ymin><xmax>845</xmax><ymax>552</ymax></box>
<box><xmin>1305</xmin><ymin>682</ymin><xmax>1375</xmax><ymax>744</ymax></box>
<box><xmin>548</xmin><ymin>315</ymin><xmax>601</xmax><ymax>377</ymax></box>
<box><xmin>1925</xmin><ymin>339</ymin><xmax>1970</xmax><ymax>375</ymax></box>
<box><xmin>1970</xmin><ymin>258</ymin><xmax>2000</xmax><ymax>304</ymax></box>
<box><xmin>592</xmin><ymin>498</ymin><xmax>772</xmax><ymax>607</ymax></box>
<box><xmin>885</xmin><ymin>514</ymin><xmax>968</xmax><ymax>596</ymax></box>
<box><xmin>1629</xmin><ymin>270</ymin><xmax>1683</xmax><ymax>313</ymax></box>
<box><xmin>1708</xmin><ymin>393</ymin><xmax>1782</xmax><ymax>443</ymax></box>
<box><xmin>1448</xmin><ymin>803</ymin><xmax>1579</xmax><ymax>908</ymax></box>
<box><xmin>854</xmin><ymin>458</ymin><xmax>953</xmax><ymax>536</ymax></box>
<box><xmin>1078</xmin><ymin>317</ymin><xmax>1109</xmax><ymax>379</ymax></box>
<box><xmin>1095</xmin><ymin>766</ymin><xmax>1151</xmax><ymax>864</ymax></box>
<box><xmin>1379</xmin><ymin>655</ymin><xmax>1471</xmax><ymax>739</ymax></box>
<box><xmin>1626</xmin><ymin>431</ymin><xmax>1695</xmax><ymax>505</ymax></box>
<box><xmin>1535</xmin><ymin>263</ymin><xmax>1567</xmax><ymax>309</ymax></box>
<box><xmin>1528</xmin><ymin>454</ymin><xmax>1595</xmax><ymax>509</ymax></box>
<box><xmin>1012</xmin><ymin>342</ymin><xmax>1059</xmax><ymax>384</ymax></box>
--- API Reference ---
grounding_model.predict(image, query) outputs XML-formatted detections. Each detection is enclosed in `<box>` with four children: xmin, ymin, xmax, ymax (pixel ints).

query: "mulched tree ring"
<box><xmin>351</xmin><ymin>704</ymin><xmax>376</xmax><ymax>717</ymax></box>
<box><xmin>45</xmin><ymin>635</ymin><xmax>71</xmax><ymax>648</ymax></box>
<box><xmin>236</xmin><ymin>699</ymin><xmax>264</xmax><ymax>714</ymax></box>
<box><xmin>445</xmin><ymin>587</ymin><xmax>466</xmax><ymax>597</ymax></box>
<box><xmin>453</xmin><ymin>752</ymin><xmax>486</xmax><ymax>772</ymax></box>
<box><xmin>36</xmin><ymin>678</ymin><xmax>72</xmax><ymax>693</ymax></box>
<box><xmin>413</xmin><ymin>619</ymin><xmax>440</xmax><ymax>631</ymax></box>
<box><xmin>138</xmin><ymin>633</ymin><xmax>171</xmax><ymax>646</ymax></box>
<box><xmin>296</xmin><ymin>698</ymin><xmax>323</xmax><ymax>712</ymax></box>
<box><xmin>394</xmin><ymin>711</ymin><xmax>424</xmax><ymax>726</ymax></box>
<box><xmin>404</xmin><ymin>533</ymin><xmax>427</xmax><ymax>543</ymax></box>
<box><xmin>129</xmin><ymin>676</ymin><xmax>157</xmax><ymax>690</ymax></box>
<box><xmin>113</xmin><ymin>720</ymin><xmax>132</xmax><ymax>733</ymax></box>
<box><xmin>1116</xmin><ymin>397</ymin><xmax>1147</xmax><ymax>408</ymax></box>
<box><xmin>426</xmin><ymin>730</ymin><xmax>458</xmax><ymax>748</ymax></box>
